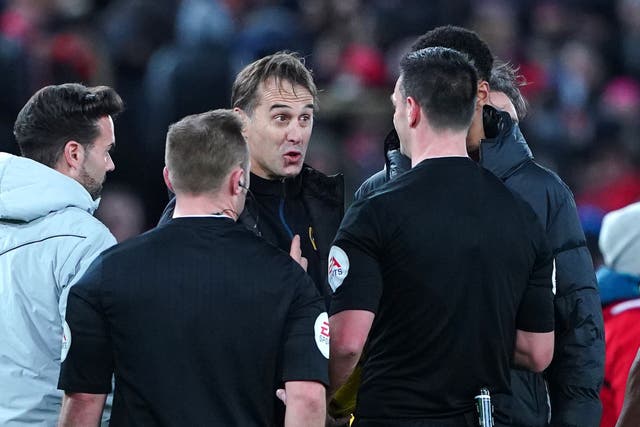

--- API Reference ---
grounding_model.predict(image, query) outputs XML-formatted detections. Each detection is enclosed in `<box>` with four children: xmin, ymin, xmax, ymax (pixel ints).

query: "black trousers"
<box><xmin>354</xmin><ymin>413</ymin><xmax>510</xmax><ymax>427</ymax></box>
<box><xmin>353</xmin><ymin>412</ymin><xmax>478</xmax><ymax>427</ymax></box>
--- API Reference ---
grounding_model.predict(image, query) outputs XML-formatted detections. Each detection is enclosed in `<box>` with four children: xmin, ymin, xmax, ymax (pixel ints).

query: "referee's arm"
<box><xmin>58</xmin><ymin>392</ymin><xmax>106</xmax><ymax>427</ymax></box>
<box><xmin>328</xmin><ymin>310</ymin><xmax>374</xmax><ymax>398</ymax></box>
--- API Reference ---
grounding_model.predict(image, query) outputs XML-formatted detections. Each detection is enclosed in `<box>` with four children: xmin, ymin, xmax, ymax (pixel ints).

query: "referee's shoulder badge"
<box><xmin>314</xmin><ymin>312</ymin><xmax>330</xmax><ymax>359</ymax></box>
<box><xmin>328</xmin><ymin>245</ymin><xmax>349</xmax><ymax>292</ymax></box>
<box><xmin>61</xmin><ymin>320</ymin><xmax>71</xmax><ymax>362</ymax></box>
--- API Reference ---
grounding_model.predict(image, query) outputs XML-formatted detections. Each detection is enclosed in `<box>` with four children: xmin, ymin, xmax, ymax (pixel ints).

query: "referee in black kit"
<box><xmin>57</xmin><ymin>110</ymin><xmax>328</xmax><ymax>427</ymax></box>
<box><xmin>328</xmin><ymin>48</ymin><xmax>555</xmax><ymax>426</ymax></box>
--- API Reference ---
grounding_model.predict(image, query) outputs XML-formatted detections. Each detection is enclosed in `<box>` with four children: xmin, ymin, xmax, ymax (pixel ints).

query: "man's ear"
<box><xmin>476</xmin><ymin>80</ymin><xmax>490</xmax><ymax>107</ymax></box>
<box><xmin>407</xmin><ymin>96</ymin><xmax>420</xmax><ymax>128</ymax></box>
<box><xmin>163</xmin><ymin>166</ymin><xmax>174</xmax><ymax>193</ymax></box>
<box><xmin>233</xmin><ymin>108</ymin><xmax>249</xmax><ymax>140</ymax></box>
<box><xmin>229</xmin><ymin>168</ymin><xmax>245</xmax><ymax>196</ymax></box>
<box><xmin>58</xmin><ymin>140</ymin><xmax>84</xmax><ymax>175</ymax></box>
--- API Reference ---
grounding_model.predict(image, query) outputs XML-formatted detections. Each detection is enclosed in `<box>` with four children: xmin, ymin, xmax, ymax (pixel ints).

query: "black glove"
<box><xmin>482</xmin><ymin>105</ymin><xmax>501</xmax><ymax>139</ymax></box>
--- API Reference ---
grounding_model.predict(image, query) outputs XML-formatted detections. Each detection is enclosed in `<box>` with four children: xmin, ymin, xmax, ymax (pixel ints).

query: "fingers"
<box><xmin>289</xmin><ymin>235</ymin><xmax>308</xmax><ymax>272</ymax></box>
<box><xmin>289</xmin><ymin>235</ymin><xmax>302</xmax><ymax>259</ymax></box>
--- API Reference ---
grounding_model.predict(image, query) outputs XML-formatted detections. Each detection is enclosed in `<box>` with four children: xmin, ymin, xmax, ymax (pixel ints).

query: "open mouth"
<box><xmin>283</xmin><ymin>151</ymin><xmax>302</xmax><ymax>162</ymax></box>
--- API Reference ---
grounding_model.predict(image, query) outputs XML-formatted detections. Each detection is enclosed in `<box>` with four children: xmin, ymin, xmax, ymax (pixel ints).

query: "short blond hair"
<box><xmin>165</xmin><ymin>109</ymin><xmax>248</xmax><ymax>194</ymax></box>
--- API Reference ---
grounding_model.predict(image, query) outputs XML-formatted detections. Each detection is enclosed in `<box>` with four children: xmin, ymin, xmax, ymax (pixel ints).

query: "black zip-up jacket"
<box><xmin>159</xmin><ymin>165</ymin><xmax>344</xmax><ymax>302</ymax></box>
<box><xmin>355</xmin><ymin>107</ymin><xmax>604</xmax><ymax>427</ymax></box>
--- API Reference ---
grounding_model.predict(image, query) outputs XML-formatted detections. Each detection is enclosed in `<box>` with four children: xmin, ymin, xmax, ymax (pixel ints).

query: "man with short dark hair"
<box><xmin>160</xmin><ymin>52</ymin><xmax>344</xmax><ymax>308</ymax></box>
<box><xmin>0</xmin><ymin>83</ymin><xmax>123</xmax><ymax>425</ymax></box>
<box><xmin>58</xmin><ymin>109</ymin><xmax>329</xmax><ymax>427</ymax></box>
<box><xmin>355</xmin><ymin>26</ymin><xmax>604</xmax><ymax>427</ymax></box>
<box><xmin>329</xmin><ymin>47</ymin><xmax>555</xmax><ymax>427</ymax></box>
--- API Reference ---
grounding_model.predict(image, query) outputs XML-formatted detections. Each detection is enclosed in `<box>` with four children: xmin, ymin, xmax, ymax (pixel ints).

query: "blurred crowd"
<box><xmin>0</xmin><ymin>0</ymin><xmax>639</xmax><ymax>265</ymax></box>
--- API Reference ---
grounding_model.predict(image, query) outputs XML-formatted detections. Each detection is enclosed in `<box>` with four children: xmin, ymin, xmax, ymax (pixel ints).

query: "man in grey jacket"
<box><xmin>0</xmin><ymin>83</ymin><xmax>123</xmax><ymax>426</ymax></box>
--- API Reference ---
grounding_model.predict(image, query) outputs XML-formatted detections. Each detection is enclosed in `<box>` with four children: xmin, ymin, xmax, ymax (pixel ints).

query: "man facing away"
<box><xmin>0</xmin><ymin>83</ymin><xmax>123</xmax><ymax>426</ymax></box>
<box><xmin>160</xmin><ymin>52</ymin><xmax>344</xmax><ymax>308</ymax></box>
<box><xmin>328</xmin><ymin>47</ymin><xmax>555</xmax><ymax>427</ymax></box>
<box><xmin>355</xmin><ymin>26</ymin><xmax>603</xmax><ymax>427</ymax></box>
<box><xmin>58</xmin><ymin>109</ymin><xmax>328</xmax><ymax>427</ymax></box>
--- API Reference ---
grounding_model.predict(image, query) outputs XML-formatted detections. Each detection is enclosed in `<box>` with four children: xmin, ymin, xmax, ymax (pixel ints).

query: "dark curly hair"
<box><xmin>410</xmin><ymin>25</ymin><xmax>494</xmax><ymax>82</ymax></box>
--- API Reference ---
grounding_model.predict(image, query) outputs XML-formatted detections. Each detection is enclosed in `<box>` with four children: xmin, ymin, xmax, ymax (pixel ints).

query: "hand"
<box><xmin>289</xmin><ymin>235</ymin><xmax>308</xmax><ymax>272</ymax></box>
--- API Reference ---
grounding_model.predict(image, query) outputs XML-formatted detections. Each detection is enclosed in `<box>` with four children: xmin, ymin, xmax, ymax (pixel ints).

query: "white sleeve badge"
<box><xmin>551</xmin><ymin>258</ymin><xmax>556</xmax><ymax>295</ymax></box>
<box><xmin>314</xmin><ymin>312</ymin><xmax>330</xmax><ymax>359</ymax></box>
<box><xmin>328</xmin><ymin>245</ymin><xmax>349</xmax><ymax>292</ymax></box>
<box><xmin>61</xmin><ymin>320</ymin><xmax>71</xmax><ymax>362</ymax></box>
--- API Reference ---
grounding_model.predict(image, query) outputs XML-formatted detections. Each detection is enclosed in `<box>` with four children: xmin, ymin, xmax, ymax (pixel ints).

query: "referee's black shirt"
<box><xmin>330</xmin><ymin>157</ymin><xmax>554</xmax><ymax>425</ymax></box>
<box><xmin>59</xmin><ymin>216</ymin><xmax>329</xmax><ymax>426</ymax></box>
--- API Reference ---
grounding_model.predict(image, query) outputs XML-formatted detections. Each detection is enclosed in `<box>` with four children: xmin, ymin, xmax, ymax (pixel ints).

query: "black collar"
<box><xmin>249</xmin><ymin>172</ymin><xmax>303</xmax><ymax>197</ymax></box>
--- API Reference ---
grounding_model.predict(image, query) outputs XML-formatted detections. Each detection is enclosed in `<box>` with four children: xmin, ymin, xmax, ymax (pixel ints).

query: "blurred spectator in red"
<box><xmin>597</xmin><ymin>202</ymin><xmax>640</xmax><ymax>427</ymax></box>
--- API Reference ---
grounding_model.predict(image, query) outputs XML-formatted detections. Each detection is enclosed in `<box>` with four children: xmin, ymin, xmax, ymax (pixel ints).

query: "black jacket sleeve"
<box><xmin>546</xmin><ymin>194</ymin><xmax>605</xmax><ymax>427</ymax></box>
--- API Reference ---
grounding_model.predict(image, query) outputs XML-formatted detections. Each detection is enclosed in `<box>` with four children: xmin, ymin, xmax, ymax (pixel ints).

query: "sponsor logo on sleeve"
<box><xmin>328</xmin><ymin>245</ymin><xmax>349</xmax><ymax>292</ymax></box>
<box><xmin>61</xmin><ymin>320</ymin><xmax>71</xmax><ymax>362</ymax></box>
<box><xmin>314</xmin><ymin>312</ymin><xmax>330</xmax><ymax>359</ymax></box>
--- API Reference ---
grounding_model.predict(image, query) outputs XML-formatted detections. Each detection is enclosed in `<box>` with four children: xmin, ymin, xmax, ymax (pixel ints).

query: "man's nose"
<box><xmin>286</xmin><ymin>122</ymin><xmax>303</xmax><ymax>145</ymax></box>
<box><xmin>107</xmin><ymin>156</ymin><xmax>115</xmax><ymax>172</ymax></box>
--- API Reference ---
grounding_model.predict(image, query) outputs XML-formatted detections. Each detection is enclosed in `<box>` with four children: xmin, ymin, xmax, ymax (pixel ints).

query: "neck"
<box><xmin>410</xmin><ymin>128</ymin><xmax>469</xmax><ymax>167</ymax></box>
<box><xmin>173</xmin><ymin>193</ymin><xmax>238</xmax><ymax>220</ymax></box>
<box><xmin>466</xmin><ymin>110</ymin><xmax>484</xmax><ymax>148</ymax></box>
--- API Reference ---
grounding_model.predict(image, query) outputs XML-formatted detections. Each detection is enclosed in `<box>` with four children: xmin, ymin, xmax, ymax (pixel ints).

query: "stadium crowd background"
<box><xmin>1</xmin><ymin>0</ymin><xmax>639</xmax><ymax>267</ymax></box>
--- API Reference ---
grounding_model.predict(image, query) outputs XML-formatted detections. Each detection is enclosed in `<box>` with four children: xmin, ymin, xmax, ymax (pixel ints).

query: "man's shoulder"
<box><xmin>519</xmin><ymin>160</ymin><xmax>573</xmax><ymax>197</ymax></box>
<box><xmin>99</xmin><ymin>225</ymin><xmax>159</xmax><ymax>259</ymax></box>
<box><xmin>23</xmin><ymin>207</ymin><xmax>115</xmax><ymax>251</ymax></box>
<box><xmin>300</xmin><ymin>165</ymin><xmax>344</xmax><ymax>206</ymax></box>
<box><xmin>113</xmin><ymin>218</ymin><xmax>294</xmax><ymax>264</ymax></box>
<box><xmin>506</xmin><ymin>160</ymin><xmax>579</xmax><ymax>228</ymax></box>
<box><xmin>354</xmin><ymin>168</ymin><xmax>388</xmax><ymax>201</ymax></box>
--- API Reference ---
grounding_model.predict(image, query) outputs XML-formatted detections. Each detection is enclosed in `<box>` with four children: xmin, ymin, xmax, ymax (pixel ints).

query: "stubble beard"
<box><xmin>79</xmin><ymin>167</ymin><xmax>103</xmax><ymax>200</ymax></box>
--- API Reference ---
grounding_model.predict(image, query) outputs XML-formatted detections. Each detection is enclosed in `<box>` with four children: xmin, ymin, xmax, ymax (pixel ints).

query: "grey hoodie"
<box><xmin>0</xmin><ymin>153</ymin><xmax>115</xmax><ymax>426</ymax></box>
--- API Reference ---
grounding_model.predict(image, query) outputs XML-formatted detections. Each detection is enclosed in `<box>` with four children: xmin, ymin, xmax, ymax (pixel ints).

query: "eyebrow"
<box><xmin>269</xmin><ymin>103</ymin><xmax>315</xmax><ymax>111</ymax></box>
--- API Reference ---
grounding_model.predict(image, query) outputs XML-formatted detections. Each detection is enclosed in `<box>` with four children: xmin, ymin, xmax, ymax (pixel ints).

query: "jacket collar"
<box><xmin>479</xmin><ymin>106</ymin><xmax>533</xmax><ymax>180</ymax></box>
<box><xmin>239</xmin><ymin>164</ymin><xmax>344</xmax><ymax>236</ymax></box>
<box><xmin>249</xmin><ymin>171</ymin><xmax>302</xmax><ymax>197</ymax></box>
<box><xmin>382</xmin><ymin>129</ymin><xmax>411</xmax><ymax>181</ymax></box>
<box><xmin>380</xmin><ymin>108</ymin><xmax>535</xmax><ymax>183</ymax></box>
